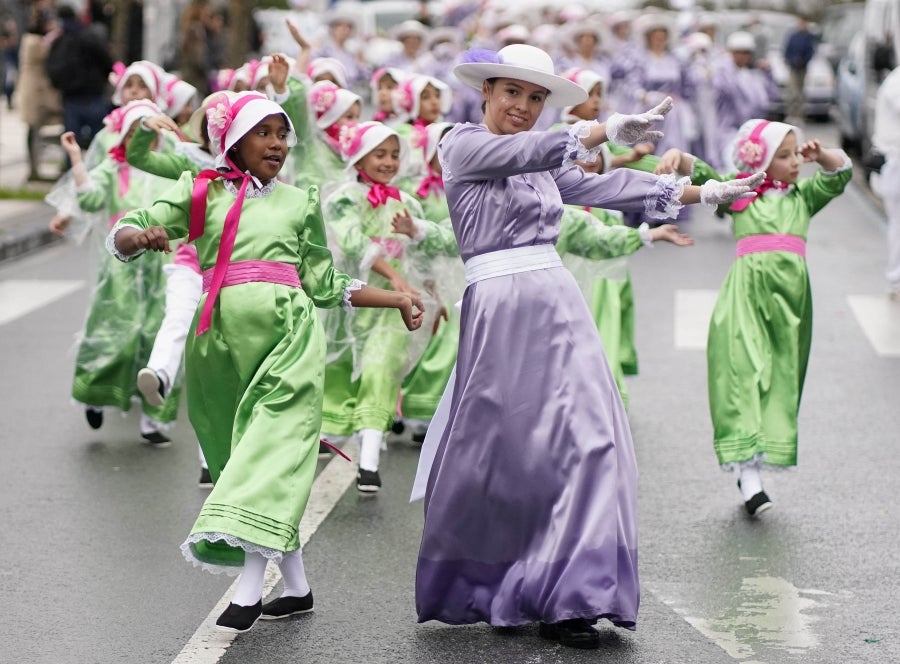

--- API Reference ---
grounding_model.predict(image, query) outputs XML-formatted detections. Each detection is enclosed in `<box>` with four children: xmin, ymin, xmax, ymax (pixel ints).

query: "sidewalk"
<box><xmin>0</xmin><ymin>101</ymin><xmax>62</xmax><ymax>263</ymax></box>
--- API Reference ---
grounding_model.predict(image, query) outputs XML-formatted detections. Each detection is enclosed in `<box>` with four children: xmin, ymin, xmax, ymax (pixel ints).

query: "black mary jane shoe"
<box><xmin>538</xmin><ymin>618</ymin><xmax>601</xmax><ymax>649</ymax></box>
<box><xmin>215</xmin><ymin>600</ymin><xmax>262</xmax><ymax>633</ymax></box>
<box><xmin>260</xmin><ymin>591</ymin><xmax>314</xmax><ymax>620</ymax></box>
<box><xmin>744</xmin><ymin>490</ymin><xmax>774</xmax><ymax>517</ymax></box>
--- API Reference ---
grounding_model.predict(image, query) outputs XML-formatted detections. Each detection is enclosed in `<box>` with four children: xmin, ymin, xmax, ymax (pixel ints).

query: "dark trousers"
<box><xmin>62</xmin><ymin>95</ymin><xmax>110</xmax><ymax>151</ymax></box>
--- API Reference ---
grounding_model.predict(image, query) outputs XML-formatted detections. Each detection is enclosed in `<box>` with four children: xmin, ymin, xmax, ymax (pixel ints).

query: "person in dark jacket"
<box><xmin>782</xmin><ymin>15</ymin><xmax>816</xmax><ymax>123</ymax></box>
<box><xmin>45</xmin><ymin>4</ymin><xmax>113</xmax><ymax>150</ymax></box>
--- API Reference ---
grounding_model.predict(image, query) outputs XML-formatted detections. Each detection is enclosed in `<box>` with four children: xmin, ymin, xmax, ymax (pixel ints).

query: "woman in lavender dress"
<box><xmin>413</xmin><ymin>44</ymin><xmax>763</xmax><ymax>649</ymax></box>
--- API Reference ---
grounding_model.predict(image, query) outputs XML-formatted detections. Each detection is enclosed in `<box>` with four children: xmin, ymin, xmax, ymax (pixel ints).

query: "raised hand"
<box><xmin>797</xmin><ymin>138</ymin><xmax>823</xmax><ymax>163</ymax></box>
<box><xmin>391</xmin><ymin>209</ymin><xmax>417</xmax><ymax>238</ymax></box>
<box><xmin>268</xmin><ymin>53</ymin><xmax>290</xmax><ymax>93</ymax></box>
<box><xmin>699</xmin><ymin>172</ymin><xmax>765</xmax><ymax>205</ymax></box>
<box><xmin>143</xmin><ymin>114</ymin><xmax>181</xmax><ymax>134</ymax></box>
<box><xmin>605</xmin><ymin>96</ymin><xmax>673</xmax><ymax>145</ymax></box>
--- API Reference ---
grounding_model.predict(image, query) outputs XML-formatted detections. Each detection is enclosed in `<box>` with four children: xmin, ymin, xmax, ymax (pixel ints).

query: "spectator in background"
<box><xmin>872</xmin><ymin>65</ymin><xmax>900</xmax><ymax>300</ymax></box>
<box><xmin>178</xmin><ymin>0</ymin><xmax>212</xmax><ymax>97</ymax></box>
<box><xmin>45</xmin><ymin>4</ymin><xmax>113</xmax><ymax>151</ymax></box>
<box><xmin>713</xmin><ymin>31</ymin><xmax>777</xmax><ymax>170</ymax></box>
<box><xmin>1</xmin><ymin>16</ymin><xmax>19</xmax><ymax>109</ymax></box>
<box><xmin>312</xmin><ymin>9</ymin><xmax>370</xmax><ymax>91</ymax></box>
<box><xmin>783</xmin><ymin>15</ymin><xmax>816</xmax><ymax>124</ymax></box>
<box><xmin>17</xmin><ymin>4</ymin><xmax>62</xmax><ymax>181</ymax></box>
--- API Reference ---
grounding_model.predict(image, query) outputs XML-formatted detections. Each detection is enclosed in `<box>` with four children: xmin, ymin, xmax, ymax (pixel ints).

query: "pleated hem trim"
<box><xmin>180</xmin><ymin>532</ymin><xmax>284</xmax><ymax>577</ymax></box>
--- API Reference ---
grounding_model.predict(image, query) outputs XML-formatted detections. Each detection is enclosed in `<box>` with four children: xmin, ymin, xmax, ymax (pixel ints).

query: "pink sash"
<box><xmin>736</xmin><ymin>234</ymin><xmax>806</xmax><ymax>259</ymax></box>
<box><xmin>201</xmin><ymin>259</ymin><xmax>301</xmax><ymax>293</ymax></box>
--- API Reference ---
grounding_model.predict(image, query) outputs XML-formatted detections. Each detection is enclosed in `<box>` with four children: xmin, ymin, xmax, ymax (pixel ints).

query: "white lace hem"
<box><xmin>563</xmin><ymin>120</ymin><xmax>603</xmax><ymax>169</ymax></box>
<box><xmin>644</xmin><ymin>172</ymin><xmax>690</xmax><ymax>221</ymax></box>
<box><xmin>106</xmin><ymin>224</ymin><xmax>145</xmax><ymax>262</ymax></box>
<box><xmin>719</xmin><ymin>452</ymin><xmax>797</xmax><ymax>472</ymax></box>
<box><xmin>342</xmin><ymin>278</ymin><xmax>366</xmax><ymax>311</ymax></box>
<box><xmin>180</xmin><ymin>532</ymin><xmax>284</xmax><ymax>577</ymax></box>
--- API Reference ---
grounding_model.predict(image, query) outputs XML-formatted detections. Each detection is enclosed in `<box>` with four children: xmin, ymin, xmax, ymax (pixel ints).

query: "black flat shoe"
<box><xmin>260</xmin><ymin>591</ymin><xmax>314</xmax><ymax>620</ymax></box>
<box><xmin>745</xmin><ymin>491</ymin><xmax>774</xmax><ymax>517</ymax></box>
<box><xmin>85</xmin><ymin>407</ymin><xmax>103</xmax><ymax>430</ymax></box>
<box><xmin>538</xmin><ymin>618</ymin><xmax>600</xmax><ymax>649</ymax></box>
<box><xmin>215</xmin><ymin>600</ymin><xmax>262</xmax><ymax>633</ymax></box>
<box><xmin>141</xmin><ymin>431</ymin><xmax>172</xmax><ymax>448</ymax></box>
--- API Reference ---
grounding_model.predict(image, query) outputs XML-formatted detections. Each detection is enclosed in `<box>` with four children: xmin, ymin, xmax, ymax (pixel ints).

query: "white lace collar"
<box><xmin>222</xmin><ymin>177</ymin><xmax>277</xmax><ymax>198</ymax></box>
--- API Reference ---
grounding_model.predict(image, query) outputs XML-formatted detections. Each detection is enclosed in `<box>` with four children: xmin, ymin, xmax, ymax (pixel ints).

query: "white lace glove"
<box><xmin>699</xmin><ymin>172</ymin><xmax>766</xmax><ymax>205</ymax></box>
<box><xmin>605</xmin><ymin>96</ymin><xmax>674</xmax><ymax>145</ymax></box>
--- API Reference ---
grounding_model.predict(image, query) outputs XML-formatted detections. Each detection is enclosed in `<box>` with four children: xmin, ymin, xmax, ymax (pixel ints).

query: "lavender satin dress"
<box><xmin>415</xmin><ymin>123</ymin><xmax>681</xmax><ymax>629</ymax></box>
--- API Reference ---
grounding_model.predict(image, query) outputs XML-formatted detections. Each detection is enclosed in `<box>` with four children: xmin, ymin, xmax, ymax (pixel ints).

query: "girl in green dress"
<box><xmin>108</xmin><ymin>92</ymin><xmax>424</xmax><ymax>632</ymax></box>
<box><xmin>709</xmin><ymin>119</ymin><xmax>851</xmax><ymax>516</ymax></box>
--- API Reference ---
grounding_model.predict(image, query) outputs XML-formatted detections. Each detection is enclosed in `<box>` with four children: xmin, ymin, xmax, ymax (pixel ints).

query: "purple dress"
<box><xmin>415</xmin><ymin>123</ymin><xmax>684</xmax><ymax>628</ymax></box>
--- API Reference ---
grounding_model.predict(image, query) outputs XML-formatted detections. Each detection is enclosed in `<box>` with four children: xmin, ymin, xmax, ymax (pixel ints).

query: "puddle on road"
<box><xmin>652</xmin><ymin>576</ymin><xmax>831</xmax><ymax>662</ymax></box>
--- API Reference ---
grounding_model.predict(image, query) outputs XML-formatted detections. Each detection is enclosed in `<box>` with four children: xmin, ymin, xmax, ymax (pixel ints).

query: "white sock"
<box><xmin>139</xmin><ymin>413</ymin><xmax>161</xmax><ymax>435</ymax></box>
<box><xmin>738</xmin><ymin>463</ymin><xmax>763</xmax><ymax>501</ymax></box>
<box><xmin>198</xmin><ymin>444</ymin><xmax>208</xmax><ymax>469</ymax></box>
<box><xmin>278</xmin><ymin>549</ymin><xmax>311</xmax><ymax>598</ymax></box>
<box><xmin>359</xmin><ymin>428</ymin><xmax>383</xmax><ymax>471</ymax></box>
<box><xmin>231</xmin><ymin>552</ymin><xmax>267</xmax><ymax>606</ymax></box>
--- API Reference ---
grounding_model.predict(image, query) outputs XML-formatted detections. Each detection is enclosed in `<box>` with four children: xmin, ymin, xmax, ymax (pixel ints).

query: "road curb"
<box><xmin>0</xmin><ymin>225</ymin><xmax>61</xmax><ymax>263</ymax></box>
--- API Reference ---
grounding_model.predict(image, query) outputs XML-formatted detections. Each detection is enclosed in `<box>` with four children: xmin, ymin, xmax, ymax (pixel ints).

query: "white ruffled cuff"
<box><xmin>342</xmin><ymin>278</ymin><xmax>366</xmax><ymax>311</ymax></box>
<box><xmin>638</xmin><ymin>222</ymin><xmax>654</xmax><ymax>247</ymax></box>
<box><xmin>270</xmin><ymin>86</ymin><xmax>290</xmax><ymax>104</ymax></box>
<box><xmin>106</xmin><ymin>223</ymin><xmax>145</xmax><ymax>262</ymax></box>
<box><xmin>820</xmin><ymin>150</ymin><xmax>852</xmax><ymax>175</ymax></box>
<box><xmin>644</xmin><ymin>173</ymin><xmax>690</xmax><ymax>221</ymax></box>
<box><xmin>563</xmin><ymin>120</ymin><xmax>603</xmax><ymax>169</ymax></box>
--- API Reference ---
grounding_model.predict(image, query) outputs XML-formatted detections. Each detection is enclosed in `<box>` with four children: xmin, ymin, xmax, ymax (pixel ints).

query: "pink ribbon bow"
<box><xmin>358</xmin><ymin>169</ymin><xmax>401</xmax><ymax>208</ymax></box>
<box><xmin>729</xmin><ymin>174</ymin><xmax>789</xmax><ymax>212</ymax></box>
<box><xmin>416</xmin><ymin>167</ymin><xmax>443</xmax><ymax>199</ymax></box>
<box><xmin>188</xmin><ymin>159</ymin><xmax>253</xmax><ymax>335</ymax></box>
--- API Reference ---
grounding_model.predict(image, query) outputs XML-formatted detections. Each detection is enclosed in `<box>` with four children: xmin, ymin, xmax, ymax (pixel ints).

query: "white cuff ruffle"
<box><xmin>106</xmin><ymin>223</ymin><xmax>146</xmax><ymax>262</ymax></box>
<box><xmin>644</xmin><ymin>172</ymin><xmax>690</xmax><ymax>221</ymax></box>
<box><xmin>563</xmin><ymin>120</ymin><xmax>603</xmax><ymax>169</ymax></box>
<box><xmin>342</xmin><ymin>278</ymin><xmax>366</xmax><ymax>311</ymax></box>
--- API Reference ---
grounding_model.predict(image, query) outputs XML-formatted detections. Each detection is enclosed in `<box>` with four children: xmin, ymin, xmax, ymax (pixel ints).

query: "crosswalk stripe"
<box><xmin>847</xmin><ymin>294</ymin><xmax>900</xmax><ymax>357</ymax></box>
<box><xmin>674</xmin><ymin>289</ymin><xmax>718</xmax><ymax>350</ymax></box>
<box><xmin>0</xmin><ymin>279</ymin><xmax>85</xmax><ymax>326</ymax></box>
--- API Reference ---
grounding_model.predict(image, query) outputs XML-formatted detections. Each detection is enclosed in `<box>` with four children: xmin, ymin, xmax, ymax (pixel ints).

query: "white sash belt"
<box><xmin>464</xmin><ymin>244</ymin><xmax>562</xmax><ymax>285</ymax></box>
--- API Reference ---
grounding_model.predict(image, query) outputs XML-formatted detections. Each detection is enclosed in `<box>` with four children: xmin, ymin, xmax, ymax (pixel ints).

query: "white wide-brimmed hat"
<box><xmin>188</xmin><ymin>91</ymin><xmax>233</xmax><ymax>143</ymax></box>
<box><xmin>726</xmin><ymin>31</ymin><xmax>756</xmax><ymax>52</ymax></box>
<box><xmin>307</xmin><ymin>57</ymin><xmax>349</xmax><ymax>89</ymax></box>
<box><xmin>391</xmin><ymin>19</ymin><xmax>429</xmax><ymax>41</ymax></box>
<box><xmin>105</xmin><ymin>100</ymin><xmax>163</xmax><ymax>145</ymax></box>
<box><xmin>453</xmin><ymin>44</ymin><xmax>587</xmax><ymax>108</ymax></box>
<box><xmin>163</xmin><ymin>76</ymin><xmax>198</xmax><ymax>119</ymax></box>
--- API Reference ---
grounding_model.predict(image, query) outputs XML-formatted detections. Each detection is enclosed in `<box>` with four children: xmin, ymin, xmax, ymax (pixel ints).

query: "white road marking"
<box><xmin>172</xmin><ymin>446</ymin><xmax>359</xmax><ymax>663</ymax></box>
<box><xmin>674</xmin><ymin>289</ymin><xmax>719</xmax><ymax>350</ymax></box>
<box><xmin>648</xmin><ymin>576</ymin><xmax>832</xmax><ymax>663</ymax></box>
<box><xmin>847</xmin><ymin>294</ymin><xmax>900</xmax><ymax>357</ymax></box>
<box><xmin>0</xmin><ymin>279</ymin><xmax>85</xmax><ymax>326</ymax></box>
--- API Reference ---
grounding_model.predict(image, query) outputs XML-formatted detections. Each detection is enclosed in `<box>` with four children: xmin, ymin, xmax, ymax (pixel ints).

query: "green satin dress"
<box><xmin>708</xmin><ymin>166</ymin><xmax>852</xmax><ymax>467</ymax></box>
<box><xmin>320</xmin><ymin>182</ymin><xmax>443</xmax><ymax>434</ymax></box>
<box><xmin>557</xmin><ymin>206</ymin><xmax>645</xmax><ymax>406</ymax></box>
<box><xmin>74</xmin><ymin>160</ymin><xmax>182</xmax><ymax>423</ymax></box>
<box><xmin>113</xmin><ymin>174</ymin><xmax>354</xmax><ymax>571</ymax></box>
